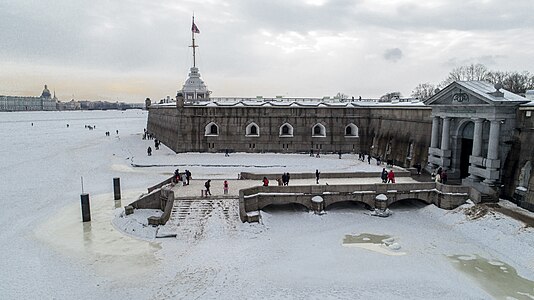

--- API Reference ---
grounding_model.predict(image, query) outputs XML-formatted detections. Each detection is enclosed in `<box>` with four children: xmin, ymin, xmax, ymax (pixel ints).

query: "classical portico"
<box><xmin>425</xmin><ymin>81</ymin><xmax>528</xmax><ymax>194</ymax></box>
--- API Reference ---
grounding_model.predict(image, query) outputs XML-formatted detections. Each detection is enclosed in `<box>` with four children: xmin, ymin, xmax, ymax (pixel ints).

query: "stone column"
<box><xmin>487</xmin><ymin>119</ymin><xmax>501</xmax><ymax>160</ymax></box>
<box><xmin>472</xmin><ymin>118</ymin><xmax>484</xmax><ymax>157</ymax></box>
<box><xmin>440</xmin><ymin>117</ymin><xmax>451</xmax><ymax>151</ymax></box>
<box><xmin>431</xmin><ymin>116</ymin><xmax>440</xmax><ymax>148</ymax></box>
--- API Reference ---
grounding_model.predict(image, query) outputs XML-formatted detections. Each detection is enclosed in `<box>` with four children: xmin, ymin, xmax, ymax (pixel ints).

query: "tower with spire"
<box><xmin>178</xmin><ymin>15</ymin><xmax>210</xmax><ymax>104</ymax></box>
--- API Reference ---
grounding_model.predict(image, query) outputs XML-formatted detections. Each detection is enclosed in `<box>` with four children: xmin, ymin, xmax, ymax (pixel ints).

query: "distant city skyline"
<box><xmin>1</xmin><ymin>0</ymin><xmax>533</xmax><ymax>102</ymax></box>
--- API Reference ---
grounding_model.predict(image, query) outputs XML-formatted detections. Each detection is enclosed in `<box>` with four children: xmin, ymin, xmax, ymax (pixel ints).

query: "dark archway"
<box><xmin>460</xmin><ymin>122</ymin><xmax>474</xmax><ymax>178</ymax></box>
<box><xmin>261</xmin><ymin>203</ymin><xmax>309</xmax><ymax>214</ymax></box>
<box><xmin>388</xmin><ymin>198</ymin><xmax>429</xmax><ymax>210</ymax></box>
<box><xmin>326</xmin><ymin>201</ymin><xmax>372</xmax><ymax>211</ymax></box>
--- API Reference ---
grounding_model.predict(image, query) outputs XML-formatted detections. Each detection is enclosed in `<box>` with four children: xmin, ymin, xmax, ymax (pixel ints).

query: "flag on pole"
<box><xmin>192</xmin><ymin>21</ymin><xmax>200</xmax><ymax>34</ymax></box>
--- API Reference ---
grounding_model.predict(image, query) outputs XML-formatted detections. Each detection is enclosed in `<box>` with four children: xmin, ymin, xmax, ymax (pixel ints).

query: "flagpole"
<box><xmin>191</xmin><ymin>15</ymin><xmax>196</xmax><ymax>68</ymax></box>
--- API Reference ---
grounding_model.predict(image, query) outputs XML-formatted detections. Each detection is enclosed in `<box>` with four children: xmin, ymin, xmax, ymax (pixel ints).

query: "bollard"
<box><xmin>201</xmin><ymin>190</ymin><xmax>205</xmax><ymax>197</ymax></box>
<box><xmin>80</xmin><ymin>193</ymin><xmax>91</xmax><ymax>222</ymax></box>
<box><xmin>113</xmin><ymin>177</ymin><xmax>121</xmax><ymax>200</ymax></box>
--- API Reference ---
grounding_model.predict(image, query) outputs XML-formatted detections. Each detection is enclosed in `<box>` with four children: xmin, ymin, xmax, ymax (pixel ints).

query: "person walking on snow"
<box><xmin>204</xmin><ymin>180</ymin><xmax>212</xmax><ymax>196</ymax></box>
<box><xmin>387</xmin><ymin>169</ymin><xmax>396</xmax><ymax>183</ymax></box>
<box><xmin>223</xmin><ymin>180</ymin><xmax>229</xmax><ymax>194</ymax></box>
<box><xmin>262</xmin><ymin>177</ymin><xmax>269</xmax><ymax>186</ymax></box>
<box><xmin>316</xmin><ymin>169</ymin><xmax>320</xmax><ymax>184</ymax></box>
<box><xmin>441</xmin><ymin>170</ymin><xmax>448</xmax><ymax>184</ymax></box>
<box><xmin>147</xmin><ymin>146</ymin><xmax>152</xmax><ymax>156</ymax></box>
<box><xmin>185</xmin><ymin>170</ymin><xmax>191</xmax><ymax>185</ymax></box>
<box><xmin>381</xmin><ymin>168</ymin><xmax>388</xmax><ymax>183</ymax></box>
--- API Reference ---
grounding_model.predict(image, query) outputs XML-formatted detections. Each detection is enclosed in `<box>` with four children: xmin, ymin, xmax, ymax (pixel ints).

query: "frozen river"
<box><xmin>1</xmin><ymin>110</ymin><xmax>533</xmax><ymax>299</ymax></box>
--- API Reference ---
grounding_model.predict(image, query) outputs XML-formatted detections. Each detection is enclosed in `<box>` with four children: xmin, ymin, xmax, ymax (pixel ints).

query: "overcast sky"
<box><xmin>1</xmin><ymin>0</ymin><xmax>533</xmax><ymax>102</ymax></box>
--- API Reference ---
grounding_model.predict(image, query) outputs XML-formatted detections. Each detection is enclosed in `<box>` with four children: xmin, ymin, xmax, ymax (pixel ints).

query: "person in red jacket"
<box><xmin>262</xmin><ymin>177</ymin><xmax>269</xmax><ymax>186</ymax></box>
<box><xmin>387</xmin><ymin>170</ymin><xmax>396</xmax><ymax>183</ymax></box>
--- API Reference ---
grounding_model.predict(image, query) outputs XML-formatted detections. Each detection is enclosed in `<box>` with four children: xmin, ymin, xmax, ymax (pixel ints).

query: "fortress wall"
<box><xmin>501</xmin><ymin>108</ymin><xmax>534</xmax><ymax>207</ymax></box>
<box><xmin>367</xmin><ymin>107</ymin><xmax>432</xmax><ymax>168</ymax></box>
<box><xmin>148</xmin><ymin>103</ymin><xmax>534</xmax><ymax>212</ymax></box>
<box><xmin>147</xmin><ymin>104</ymin><xmax>432</xmax><ymax>168</ymax></box>
<box><xmin>150</xmin><ymin>105</ymin><xmax>373</xmax><ymax>153</ymax></box>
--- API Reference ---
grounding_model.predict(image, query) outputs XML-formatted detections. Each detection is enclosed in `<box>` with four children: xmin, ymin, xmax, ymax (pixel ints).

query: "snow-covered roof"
<box><xmin>151</xmin><ymin>97</ymin><xmax>427</xmax><ymax>108</ymax></box>
<box><xmin>426</xmin><ymin>80</ymin><xmax>529</xmax><ymax>106</ymax></box>
<box><xmin>455</xmin><ymin>81</ymin><xmax>528</xmax><ymax>103</ymax></box>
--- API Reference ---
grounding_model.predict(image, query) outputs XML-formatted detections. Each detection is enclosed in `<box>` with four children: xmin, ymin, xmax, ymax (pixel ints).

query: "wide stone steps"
<box><xmin>159</xmin><ymin>197</ymin><xmax>240</xmax><ymax>240</ymax></box>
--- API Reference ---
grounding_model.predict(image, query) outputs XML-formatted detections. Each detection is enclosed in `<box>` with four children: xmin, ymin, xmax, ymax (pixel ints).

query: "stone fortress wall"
<box><xmin>502</xmin><ymin>106</ymin><xmax>534</xmax><ymax>210</ymax></box>
<box><xmin>147</xmin><ymin>102</ymin><xmax>534</xmax><ymax>210</ymax></box>
<box><xmin>147</xmin><ymin>104</ymin><xmax>432</xmax><ymax>166</ymax></box>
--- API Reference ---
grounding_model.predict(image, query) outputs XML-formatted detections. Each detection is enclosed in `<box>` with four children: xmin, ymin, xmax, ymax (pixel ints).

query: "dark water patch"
<box><xmin>449</xmin><ymin>254</ymin><xmax>534</xmax><ymax>299</ymax></box>
<box><xmin>343</xmin><ymin>233</ymin><xmax>391</xmax><ymax>245</ymax></box>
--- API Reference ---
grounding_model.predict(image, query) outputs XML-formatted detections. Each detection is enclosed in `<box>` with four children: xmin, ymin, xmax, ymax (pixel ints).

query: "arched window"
<box><xmin>205</xmin><ymin>122</ymin><xmax>219</xmax><ymax>136</ymax></box>
<box><xmin>246</xmin><ymin>122</ymin><xmax>260</xmax><ymax>137</ymax></box>
<box><xmin>312</xmin><ymin>123</ymin><xmax>326</xmax><ymax>137</ymax></box>
<box><xmin>345</xmin><ymin>123</ymin><xmax>359</xmax><ymax>137</ymax></box>
<box><xmin>279</xmin><ymin>123</ymin><xmax>294</xmax><ymax>137</ymax></box>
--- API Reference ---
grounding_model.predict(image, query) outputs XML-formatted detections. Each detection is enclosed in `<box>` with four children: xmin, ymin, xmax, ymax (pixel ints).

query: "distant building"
<box><xmin>0</xmin><ymin>85</ymin><xmax>57</xmax><ymax>111</ymax></box>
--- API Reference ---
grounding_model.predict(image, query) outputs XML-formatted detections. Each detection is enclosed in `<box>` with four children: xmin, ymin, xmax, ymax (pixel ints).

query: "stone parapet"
<box><xmin>239</xmin><ymin>182</ymin><xmax>469</xmax><ymax>222</ymax></box>
<box><xmin>239</xmin><ymin>170</ymin><xmax>411</xmax><ymax>180</ymax></box>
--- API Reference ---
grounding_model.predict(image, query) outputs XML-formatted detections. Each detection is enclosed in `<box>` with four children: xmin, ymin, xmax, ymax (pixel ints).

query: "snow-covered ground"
<box><xmin>1</xmin><ymin>110</ymin><xmax>533</xmax><ymax>299</ymax></box>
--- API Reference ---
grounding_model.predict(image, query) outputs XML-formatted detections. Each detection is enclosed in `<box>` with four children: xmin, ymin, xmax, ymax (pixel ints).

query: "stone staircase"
<box><xmin>158</xmin><ymin>196</ymin><xmax>239</xmax><ymax>240</ymax></box>
<box><xmin>480</xmin><ymin>193</ymin><xmax>498</xmax><ymax>203</ymax></box>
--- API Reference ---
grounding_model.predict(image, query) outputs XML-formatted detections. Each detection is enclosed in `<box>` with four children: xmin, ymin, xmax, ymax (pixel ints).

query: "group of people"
<box><xmin>358</xmin><ymin>153</ymin><xmax>381</xmax><ymax>165</ymax></box>
<box><xmin>203</xmin><ymin>179</ymin><xmax>229</xmax><ymax>196</ymax></box>
<box><xmin>143</xmin><ymin>129</ymin><xmax>155</xmax><ymax>140</ymax></box>
<box><xmin>276</xmin><ymin>173</ymin><xmax>292</xmax><ymax>186</ymax></box>
<box><xmin>147</xmin><ymin>140</ymin><xmax>161</xmax><ymax>156</ymax></box>
<box><xmin>174</xmin><ymin>169</ymin><xmax>192</xmax><ymax>185</ymax></box>
<box><xmin>431</xmin><ymin>167</ymin><xmax>448</xmax><ymax>184</ymax></box>
<box><xmin>282</xmin><ymin>172</ymin><xmax>290</xmax><ymax>186</ymax></box>
<box><xmin>381</xmin><ymin>168</ymin><xmax>396</xmax><ymax>183</ymax></box>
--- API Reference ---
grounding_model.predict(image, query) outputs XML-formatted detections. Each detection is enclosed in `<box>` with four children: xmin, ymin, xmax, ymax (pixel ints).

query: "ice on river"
<box><xmin>1</xmin><ymin>110</ymin><xmax>533</xmax><ymax>299</ymax></box>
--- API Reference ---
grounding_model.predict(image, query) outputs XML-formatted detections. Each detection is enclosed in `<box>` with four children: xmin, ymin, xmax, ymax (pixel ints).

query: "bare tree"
<box><xmin>411</xmin><ymin>82</ymin><xmax>436</xmax><ymax>100</ymax></box>
<box><xmin>501</xmin><ymin>71</ymin><xmax>534</xmax><ymax>94</ymax></box>
<box><xmin>335</xmin><ymin>92</ymin><xmax>349</xmax><ymax>100</ymax></box>
<box><xmin>440</xmin><ymin>63</ymin><xmax>489</xmax><ymax>87</ymax></box>
<box><xmin>486</xmin><ymin>71</ymin><xmax>509</xmax><ymax>85</ymax></box>
<box><xmin>379</xmin><ymin>92</ymin><xmax>401</xmax><ymax>102</ymax></box>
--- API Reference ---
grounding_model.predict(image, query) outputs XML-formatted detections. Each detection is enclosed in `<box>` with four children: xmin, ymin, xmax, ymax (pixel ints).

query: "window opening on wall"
<box><xmin>312</xmin><ymin>123</ymin><xmax>326</xmax><ymax>137</ymax></box>
<box><xmin>205</xmin><ymin>122</ymin><xmax>219</xmax><ymax>136</ymax></box>
<box><xmin>280</xmin><ymin>123</ymin><xmax>294</xmax><ymax>137</ymax></box>
<box><xmin>246</xmin><ymin>122</ymin><xmax>260</xmax><ymax>136</ymax></box>
<box><xmin>345</xmin><ymin>123</ymin><xmax>359</xmax><ymax>137</ymax></box>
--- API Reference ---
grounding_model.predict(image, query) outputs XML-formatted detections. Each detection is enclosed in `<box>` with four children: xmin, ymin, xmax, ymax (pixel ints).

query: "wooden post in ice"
<box><xmin>113</xmin><ymin>177</ymin><xmax>121</xmax><ymax>200</ymax></box>
<box><xmin>80</xmin><ymin>193</ymin><xmax>91</xmax><ymax>222</ymax></box>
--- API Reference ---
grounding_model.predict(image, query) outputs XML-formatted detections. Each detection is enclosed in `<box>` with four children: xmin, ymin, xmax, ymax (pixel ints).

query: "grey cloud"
<box><xmin>233</xmin><ymin>0</ymin><xmax>534</xmax><ymax>33</ymax></box>
<box><xmin>384</xmin><ymin>48</ymin><xmax>403</xmax><ymax>62</ymax></box>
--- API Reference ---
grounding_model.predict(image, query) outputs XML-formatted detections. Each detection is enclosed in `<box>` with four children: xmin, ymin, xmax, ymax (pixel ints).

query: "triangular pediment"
<box><xmin>431</xmin><ymin>87</ymin><xmax>489</xmax><ymax>105</ymax></box>
<box><xmin>425</xmin><ymin>80</ymin><xmax>529</xmax><ymax>107</ymax></box>
<box><xmin>425</xmin><ymin>82</ymin><xmax>491</xmax><ymax>106</ymax></box>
